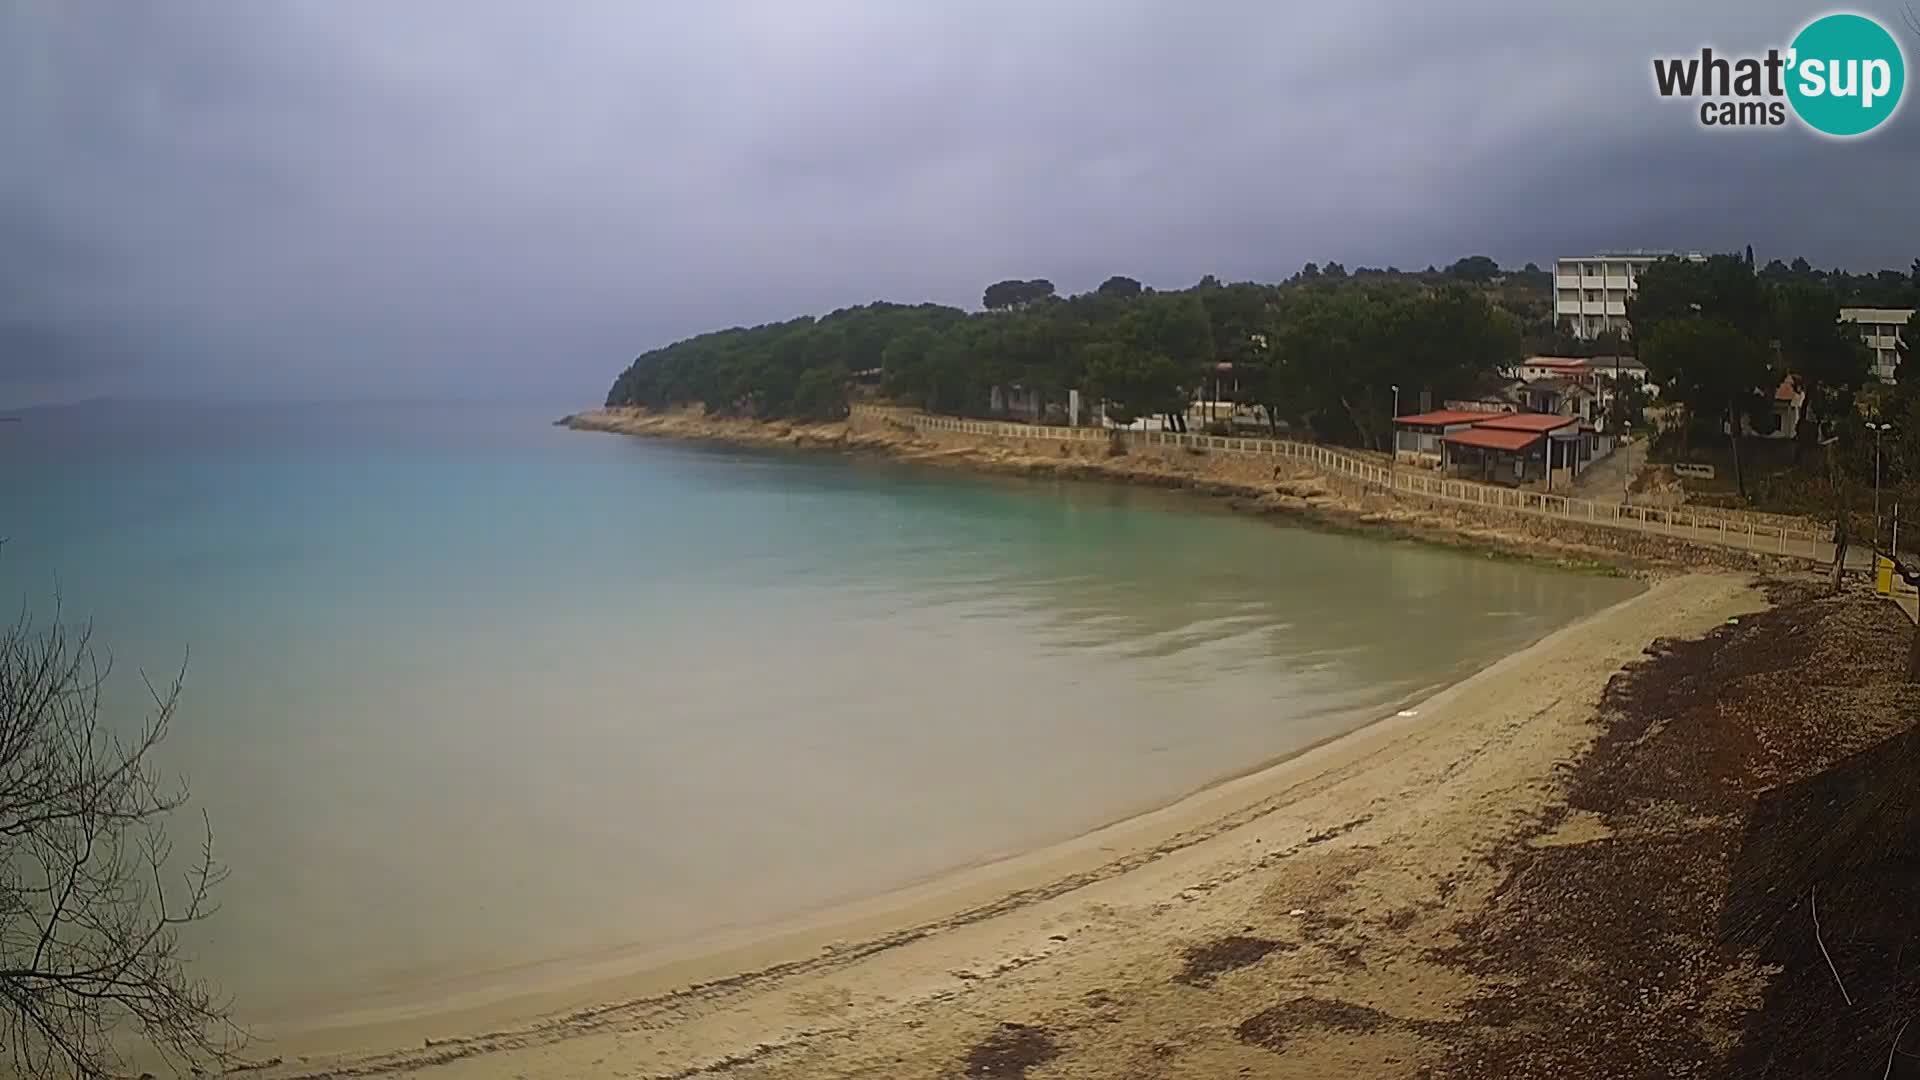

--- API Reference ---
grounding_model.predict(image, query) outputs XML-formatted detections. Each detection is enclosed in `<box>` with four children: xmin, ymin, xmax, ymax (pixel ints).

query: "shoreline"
<box><xmin>561</xmin><ymin>406</ymin><xmax>1803</xmax><ymax>578</ymax></box>
<box><xmin>243</xmin><ymin>666</ymin><xmax>1482</xmax><ymax>1037</ymax></box>
<box><xmin>239</xmin><ymin>573</ymin><xmax>1763</xmax><ymax>1079</ymax></box>
<box><xmin>230</xmin><ymin>664</ymin><xmax>1487</xmax><ymax>1044</ymax></box>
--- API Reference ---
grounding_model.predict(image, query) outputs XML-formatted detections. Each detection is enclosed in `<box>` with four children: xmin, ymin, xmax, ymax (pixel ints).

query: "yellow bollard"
<box><xmin>1877</xmin><ymin>555</ymin><xmax>1894</xmax><ymax>597</ymax></box>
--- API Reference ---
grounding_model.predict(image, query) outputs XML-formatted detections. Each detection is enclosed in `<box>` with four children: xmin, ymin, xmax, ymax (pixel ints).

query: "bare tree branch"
<box><xmin>1810</xmin><ymin>886</ymin><xmax>1853</xmax><ymax>1007</ymax></box>
<box><xmin>0</xmin><ymin>597</ymin><xmax>242</xmax><ymax>1077</ymax></box>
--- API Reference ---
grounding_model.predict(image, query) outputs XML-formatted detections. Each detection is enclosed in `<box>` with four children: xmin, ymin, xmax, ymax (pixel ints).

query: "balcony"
<box><xmin>1580</xmin><ymin>276</ymin><xmax>1606</xmax><ymax>289</ymax></box>
<box><xmin>1581</xmin><ymin>301</ymin><xmax>1607</xmax><ymax>315</ymax></box>
<box><xmin>1556</xmin><ymin>300</ymin><xmax>1582</xmax><ymax>315</ymax></box>
<box><xmin>1555</xmin><ymin>275</ymin><xmax>1581</xmax><ymax>290</ymax></box>
<box><xmin>1605</xmin><ymin>301</ymin><xmax>1628</xmax><ymax>316</ymax></box>
<box><xmin>1606</xmin><ymin>276</ymin><xmax>1631</xmax><ymax>290</ymax></box>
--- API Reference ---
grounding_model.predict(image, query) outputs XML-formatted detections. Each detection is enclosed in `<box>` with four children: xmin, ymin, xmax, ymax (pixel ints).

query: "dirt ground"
<box><xmin>1428</xmin><ymin>581</ymin><xmax>1919</xmax><ymax>1078</ymax></box>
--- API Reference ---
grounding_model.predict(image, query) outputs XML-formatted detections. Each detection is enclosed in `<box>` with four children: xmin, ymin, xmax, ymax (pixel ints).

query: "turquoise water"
<box><xmin>0</xmin><ymin>402</ymin><xmax>1639</xmax><ymax>1021</ymax></box>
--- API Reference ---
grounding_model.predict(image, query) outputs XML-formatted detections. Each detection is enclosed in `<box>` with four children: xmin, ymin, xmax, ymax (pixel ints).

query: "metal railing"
<box><xmin>853</xmin><ymin>406</ymin><xmax>1829</xmax><ymax>561</ymax></box>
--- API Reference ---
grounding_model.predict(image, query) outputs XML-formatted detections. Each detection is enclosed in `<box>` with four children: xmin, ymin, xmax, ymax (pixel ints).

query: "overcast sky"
<box><xmin>3</xmin><ymin>1</ymin><xmax>1917</xmax><ymax>408</ymax></box>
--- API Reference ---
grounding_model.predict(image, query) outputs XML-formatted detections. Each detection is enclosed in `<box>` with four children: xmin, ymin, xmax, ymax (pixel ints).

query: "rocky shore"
<box><xmin>563</xmin><ymin>406</ymin><xmax>1810</xmax><ymax>577</ymax></box>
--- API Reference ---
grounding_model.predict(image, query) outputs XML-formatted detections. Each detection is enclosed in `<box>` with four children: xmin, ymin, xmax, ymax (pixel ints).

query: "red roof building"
<box><xmin>1395</xmin><ymin>405</ymin><xmax>1607</xmax><ymax>490</ymax></box>
<box><xmin>1472</xmin><ymin>412</ymin><xmax>1581</xmax><ymax>434</ymax></box>
<box><xmin>1392</xmin><ymin>409</ymin><xmax>1493</xmax><ymax>464</ymax></box>
<box><xmin>1442</xmin><ymin>427</ymin><xmax>1546</xmax><ymax>452</ymax></box>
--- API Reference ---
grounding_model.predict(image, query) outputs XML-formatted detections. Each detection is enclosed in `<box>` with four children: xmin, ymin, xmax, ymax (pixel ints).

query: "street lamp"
<box><xmin>1389</xmin><ymin>384</ymin><xmax>1401</xmax><ymax>485</ymax></box>
<box><xmin>1868</xmin><ymin>421</ymin><xmax>1895</xmax><ymax>549</ymax></box>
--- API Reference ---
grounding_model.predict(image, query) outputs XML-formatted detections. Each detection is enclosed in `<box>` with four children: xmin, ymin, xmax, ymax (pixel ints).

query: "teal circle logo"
<box><xmin>1786</xmin><ymin>13</ymin><xmax>1906</xmax><ymax>136</ymax></box>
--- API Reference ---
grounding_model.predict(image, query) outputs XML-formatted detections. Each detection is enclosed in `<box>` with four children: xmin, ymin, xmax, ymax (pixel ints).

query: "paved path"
<box><xmin>1568</xmin><ymin>439</ymin><xmax>1645</xmax><ymax>504</ymax></box>
<box><xmin>1894</xmin><ymin>593</ymin><xmax>1919</xmax><ymax>624</ymax></box>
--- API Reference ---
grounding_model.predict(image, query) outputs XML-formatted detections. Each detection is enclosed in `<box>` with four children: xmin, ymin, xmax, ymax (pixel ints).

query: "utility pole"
<box><xmin>1622</xmin><ymin>421</ymin><xmax>1632</xmax><ymax>505</ymax></box>
<box><xmin>1613</xmin><ymin>353</ymin><xmax>1622</xmax><ymax>433</ymax></box>
<box><xmin>1389</xmin><ymin>383</ymin><xmax>1400</xmax><ymax>487</ymax></box>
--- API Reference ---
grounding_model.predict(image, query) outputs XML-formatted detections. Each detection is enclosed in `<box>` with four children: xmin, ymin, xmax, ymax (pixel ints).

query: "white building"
<box><xmin>1552</xmin><ymin>251</ymin><xmax>1705</xmax><ymax>340</ymax></box>
<box><xmin>1839</xmin><ymin>307</ymin><xmax>1912</xmax><ymax>384</ymax></box>
<box><xmin>1509</xmin><ymin>355</ymin><xmax>1655</xmax><ymax>430</ymax></box>
<box><xmin>1514</xmin><ymin>355</ymin><xmax>1650</xmax><ymax>389</ymax></box>
<box><xmin>1516</xmin><ymin>356</ymin><xmax>1590</xmax><ymax>383</ymax></box>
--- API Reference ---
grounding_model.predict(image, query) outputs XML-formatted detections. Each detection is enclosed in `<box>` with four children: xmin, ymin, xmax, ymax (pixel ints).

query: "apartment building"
<box><xmin>1839</xmin><ymin>307</ymin><xmax>1913</xmax><ymax>383</ymax></box>
<box><xmin>1553</xmin><ymin>251</ymin><xmax>1705</xmax><ymax>339</ymax></box>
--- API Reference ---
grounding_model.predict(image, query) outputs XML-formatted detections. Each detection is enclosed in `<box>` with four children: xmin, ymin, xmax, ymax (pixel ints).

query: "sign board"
<box><xmin>1672</xmin><ymin>462</ymin><xmax>1717</xmax><ymax>479</ymax></box>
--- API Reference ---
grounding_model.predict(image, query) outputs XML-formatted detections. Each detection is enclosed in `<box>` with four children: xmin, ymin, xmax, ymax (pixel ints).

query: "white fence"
<box><xmin>855</xmin><ymin>407</ymin><xmax>1830</xmax><ymax>562</ymax></box>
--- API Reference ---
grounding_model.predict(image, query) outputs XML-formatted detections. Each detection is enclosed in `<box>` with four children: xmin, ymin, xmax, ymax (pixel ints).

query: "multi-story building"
<box><xmin>1552</xmin><ymin>251</ymin><xmax>1705</xmax><ymax>340</ymax></box>
<box><xmin>1839</xmin><ymin>307</ymin><xmax>1912</xmax><ymax>383</ymax></box>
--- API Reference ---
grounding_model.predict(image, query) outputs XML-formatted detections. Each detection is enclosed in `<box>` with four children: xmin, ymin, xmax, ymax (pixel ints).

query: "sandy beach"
<box><xmin>236</xmin><ymin>572</ymin><xmax>1766</xmax><ymax>1079</ymax></box>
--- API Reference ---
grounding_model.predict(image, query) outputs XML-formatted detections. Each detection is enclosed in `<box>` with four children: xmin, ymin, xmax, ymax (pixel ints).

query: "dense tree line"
<box><xmin>604</xmin><ymin>254</ymin><xmax>1918</xmax><ymax>455</ymax></box>
<box><xmin>1757</xmin><ymin>256</ymin><xmax>1920</xmax><ymax>309</ymax></box>
<box><xmin>605</xmin><ymin>302</ymin><xmax>968</xmax><ymax>422</ymax></box>
<box><xmin>1628</xmin><ymin>253</ymin><xmax>1917</xmax><ymax>524</ymax></box>
<box><xmin>606</xmin><ymin>270</ymin><xmax>1523</xmax><ymax>448</ymax></box>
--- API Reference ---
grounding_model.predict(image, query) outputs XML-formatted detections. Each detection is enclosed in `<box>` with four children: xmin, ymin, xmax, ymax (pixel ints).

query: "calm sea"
<box><xmin>0</xmin><ymin>401</ymin><xmax>1638</xmax><ymax>1022</ymax></box>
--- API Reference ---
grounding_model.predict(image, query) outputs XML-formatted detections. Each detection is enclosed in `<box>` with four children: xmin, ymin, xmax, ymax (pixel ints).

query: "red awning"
<box><xmin>1443</xmin><ymin>427</ymin><xmax>1544</xmax><ymax>452</ymax></box>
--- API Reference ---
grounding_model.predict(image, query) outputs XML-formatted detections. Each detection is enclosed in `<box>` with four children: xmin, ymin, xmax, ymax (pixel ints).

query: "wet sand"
<box><xmin>235</xmin><ymin>573</ymin><xmax>1764</xmax><ymax>1079</ymax></box>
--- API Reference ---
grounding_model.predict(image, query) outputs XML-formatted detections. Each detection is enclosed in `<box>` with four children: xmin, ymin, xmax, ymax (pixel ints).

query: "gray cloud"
<box><xmin>2</xmin><ymin>0</ymin><xmax>1916</xmax><ymax>407</ymax></box>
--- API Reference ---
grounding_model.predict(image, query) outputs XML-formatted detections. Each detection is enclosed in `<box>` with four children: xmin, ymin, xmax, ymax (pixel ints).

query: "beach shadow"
<box><xmin>1719</xmin><ymin>722</ymin><xmax>1920</xmax><ymax>1078</ymax></box>
<box><xmin>963</xmin><ymin>1022</ymin><xmax>1059</xmax><ymax>1079</ymax></box>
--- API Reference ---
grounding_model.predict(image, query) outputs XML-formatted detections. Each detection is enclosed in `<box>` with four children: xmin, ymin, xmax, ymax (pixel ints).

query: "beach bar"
<box><xmin>1440</xmin><ymin>425</ymin><xmax>1545</xmax><ymax>484</ymax></box>
<box><xmin>1392</xmin><ymin>409</ymin><xmax>1486</xmax><ymax>465</ymax></box>
<box><xmin>1410</xmin><ymin>410</ymin><xmax>1585</xmax><ymax>488</ymax></box>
